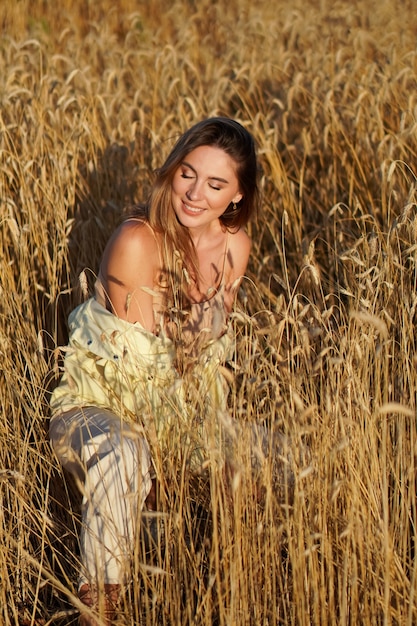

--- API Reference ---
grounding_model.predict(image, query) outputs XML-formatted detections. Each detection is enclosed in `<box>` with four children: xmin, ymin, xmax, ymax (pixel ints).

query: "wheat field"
<box><xmin>1</xmin><ymin>0</ymin><xmax>417</xmax><ymax>624</ymax></box>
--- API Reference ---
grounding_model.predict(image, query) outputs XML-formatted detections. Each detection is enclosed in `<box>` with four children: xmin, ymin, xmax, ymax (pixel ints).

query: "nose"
<box><xmin>185</xmin><ymin>179</ymin><xmax>203</xmax><ymax>201</ymax></box>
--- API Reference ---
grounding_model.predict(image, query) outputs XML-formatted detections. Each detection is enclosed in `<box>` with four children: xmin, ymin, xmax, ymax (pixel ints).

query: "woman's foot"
<box><xmin>78</xmin><ymin>583</ymin><xmax>120</xmax><ymax>625</ymax></box>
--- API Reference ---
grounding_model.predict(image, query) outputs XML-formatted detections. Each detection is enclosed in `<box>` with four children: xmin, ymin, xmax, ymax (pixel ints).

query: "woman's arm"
<box><xmin>99</xmin><ymin>220</ymin><xmax>162</xmax><ymax>330</ymax></box>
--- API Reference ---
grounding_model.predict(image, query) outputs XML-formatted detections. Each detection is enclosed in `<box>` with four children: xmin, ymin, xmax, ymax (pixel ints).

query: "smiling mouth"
<box><xmin>183</xmin><ymin>202</ymin><xmax>205</xmax><ymax>214</ymax></box>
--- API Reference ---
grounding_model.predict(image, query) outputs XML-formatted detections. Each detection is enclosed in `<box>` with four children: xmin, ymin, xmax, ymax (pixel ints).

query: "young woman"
<box><xmin>49</xmin><ymin>117</ymin><xmax>259</xmax><ymax>625</ymax></box>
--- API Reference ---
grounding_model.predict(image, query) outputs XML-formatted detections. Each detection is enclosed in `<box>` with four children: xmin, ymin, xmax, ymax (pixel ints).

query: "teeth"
<box><xmin>184</xmin><ymin>204</ymin><xmax>203</xmax><ymax>213</ymax></box>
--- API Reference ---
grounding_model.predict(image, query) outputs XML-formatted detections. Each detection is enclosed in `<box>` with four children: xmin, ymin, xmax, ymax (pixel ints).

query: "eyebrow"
<box><xmin>181</xmin><ymin>160</ymin><xmax>230</xmax><ymax>184</ymax></box>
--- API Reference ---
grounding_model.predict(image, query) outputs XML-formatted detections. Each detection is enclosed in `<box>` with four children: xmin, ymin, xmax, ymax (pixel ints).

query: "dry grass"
<box><xmin>1</xmin><ymin>0</ymin><xmax>417</xmax><ymax>624</ymax></box>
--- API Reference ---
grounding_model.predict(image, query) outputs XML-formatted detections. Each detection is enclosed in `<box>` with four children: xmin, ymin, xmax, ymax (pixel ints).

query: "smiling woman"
<box><xmin>170</xmin><ymin>145</ymin><xmax>247</xmax><ymax>308</ymax></box>
<box><xmin>49</xmin><ymin>117</ymin><xmax>259</xmax><ymax>625</ymax></box>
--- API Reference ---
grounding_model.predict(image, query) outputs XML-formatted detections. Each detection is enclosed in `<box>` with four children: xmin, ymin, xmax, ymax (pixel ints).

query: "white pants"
<box><xmin>49</xmin><ymin>407</ymin><xmax>152</xmax><ymax>587</ymax></box>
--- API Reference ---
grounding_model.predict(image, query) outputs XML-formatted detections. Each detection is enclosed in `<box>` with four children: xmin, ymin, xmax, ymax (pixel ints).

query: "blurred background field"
<box><xmin>1</xmin><ymin>0</ymin><xmax>417</xmax><ymax>624</ymax></box>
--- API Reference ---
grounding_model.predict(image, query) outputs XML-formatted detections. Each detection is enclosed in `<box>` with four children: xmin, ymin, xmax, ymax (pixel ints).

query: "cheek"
<box><xmin>216</xmin><ymin>196</ymin><xmax>233</xmax><ymax>213</ymax></box>
<box><xmin>171</xmin><ymin>175</ymin><xmax>184</xmax><ymax>196</ymax></box>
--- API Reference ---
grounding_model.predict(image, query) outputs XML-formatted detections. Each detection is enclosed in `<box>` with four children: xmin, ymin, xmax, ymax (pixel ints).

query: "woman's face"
<box><xmin>171</xmin><ymin>145</ymin><xmax>242</xmax><ymax>232</ymax></box>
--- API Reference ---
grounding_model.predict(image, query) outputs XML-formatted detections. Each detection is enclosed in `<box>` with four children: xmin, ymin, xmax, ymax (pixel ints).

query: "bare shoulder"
<box><xmin>107</xmin><ymin>219</ymin><xmax>158</xmax><ymax>253</ymax></box>
<box><xmin>228</xmin><ymin>228</ymin><xmax>251</xmax><ymax>258</ymax></box>
<box><xmin>226</xmin><ymin>228</ymin><xmax>252</xmax><ymax>277</ymax></box>
<box><xmin>101</xmin><ymin>219</ymin><xmax>160</xmax><ymax>273</ymax></box>
<box><xmin>223</xmin><ymin>228</ymin><xmax>251</xmax><ymax>309</ymax></box>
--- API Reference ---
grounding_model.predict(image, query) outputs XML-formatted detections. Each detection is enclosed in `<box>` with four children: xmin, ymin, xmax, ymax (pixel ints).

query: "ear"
<box><xmin>233</xmin><ymin>191</ymin><xmax>243</xmax><ymax>204</ymax></box>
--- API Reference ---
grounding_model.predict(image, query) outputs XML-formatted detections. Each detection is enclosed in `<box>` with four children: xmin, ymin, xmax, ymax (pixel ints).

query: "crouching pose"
<box><xmin>49</xmin><ymin>117</ymin><xmax>259</xmax><ymax>624</ymax></box>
